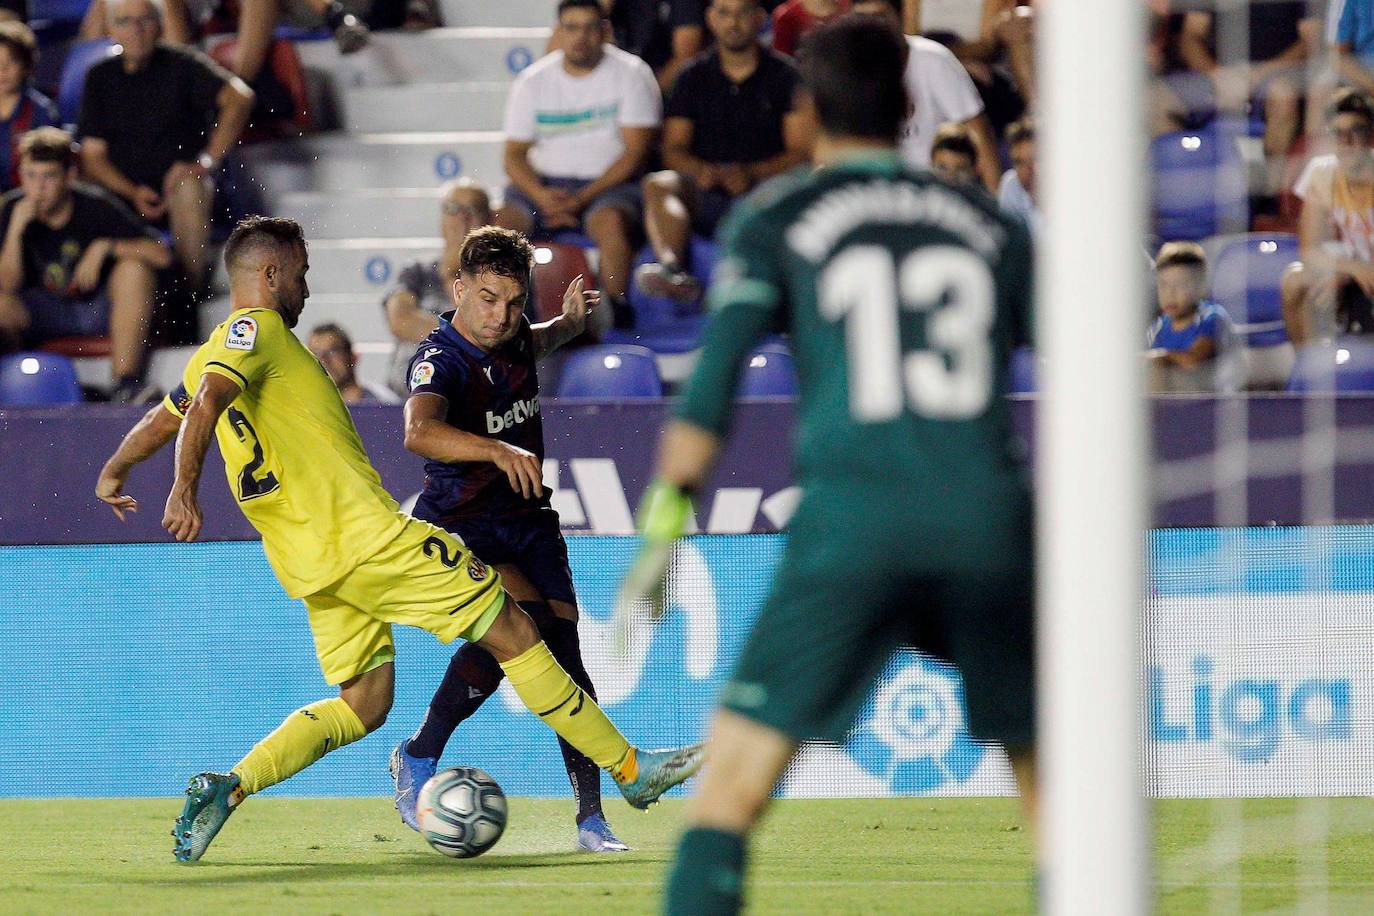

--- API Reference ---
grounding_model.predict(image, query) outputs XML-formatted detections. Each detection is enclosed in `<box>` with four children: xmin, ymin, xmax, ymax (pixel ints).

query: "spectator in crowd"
<box><xmin>770</xmin><ymin>0</ymin><xmax>847</xmax><ymax>57</ymax></box>
<box><xmin>0</xmin><ymin>21</ymin><xmax>55</xmax><ymax>193</ymax></box>
<box><xmin>383</xmin><ymin>177</ymin><xmax>493</xmax><ymax>397</ymax></box>
<box><xmin>79</xmin><ymin>0</ymin><xmax>368</xmax><ymax>92</ymax></box>
<box><xmin>308</xmin><ymin>322</ymin><xmax>400</xmax><ymax>404</ymax></box>
<box><xmin>1170</xmin><ymin>1</ymin><xmax>1324</xmax><ymax>195</ymax></box>
<box><xmin>636</xmin><ymin>0</ymin><xmax>809</xmax><ymax>302</ymax></box>
<box><xmin>905</xmin><ymin>0</ymin><xmax>1035</xmax><ymax>123</ymax></box>
<box><xmin>999</xmin><ymin>117</ymin><xmax>1041</xmax><ymax>235</ymax></box>
<box><xmin>1147</xmin><ymin>240</ymin><xmax>1237</xmax><ymax>393</ymax></box>
<box><xmin>853</xmin><ymin>0</ymin><xmax>1000</xmax><ymax>190</ymax></box>
<box><xmin>929</xmin><ymin>122</ymin><xmax>979</xmax><ymax>185</ymax></box>
<box><xmin>609</xmin><ymin>0</ymin><xmax>706</xmax><ymax>91</ymax></box>
<box><xmin>0</xmin><ymin>128</ymin><xmax>171</xmax><ymax>401</ymax></box>
<box><xmin>77</xmin><ymin>0</ymin><xmax>255</xmax><ymax>293</ymax></box>
<box><xmin>497</xmin><ymin>0</ymin><xmax>661</xmax><ymax>319</ymax></box>
<box><xmin>1282</xmin><ymin>87</ymin><xmax>1374</xmax><ymax>346</ymax></box>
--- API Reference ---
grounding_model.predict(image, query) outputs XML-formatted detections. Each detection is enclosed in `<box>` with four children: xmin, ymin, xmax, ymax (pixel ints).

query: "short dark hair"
<box><xmin>1007</xmin><ymin>117</ymin><xmax>1036</xmax><ymax>147</ymax></box>
<box><xmin>18</xmin><ymin>127</ymin><xmax>76</xmax><ymax>169</ymax></box>
<box><xmin>931</xmin><ymin>122</ymin><xmax>977</xmax><ymax>161</ymax></box>
<box><xmin>0</xmin><ymin>21</ymin><xmax>37</xmax><ymax>74</ymax></box>
<box><xmin>852</xmin><ymin>0</ymin><xmax>901</xmax><ymax>16</ymax></box>
<box><xmin>1327</xmin><ymin>86</ymin><xmax>1374</xmax><ymax>126</ymax></box>
<box><xmin>557</xmin><ymin>0</ymin><xmax>602</xmax><ymax>18</ymax></box>
<box><xmin>224</xmin><ymin>215</ymin><xmax>305</xmax><ymax>273</ymax></box>
<box><xmin>1155</xmin><ymin>240</ymin><xmax>1207</xmax><ymax>273</ymax></box>
<box><xmin>309</xmin><ymin>322</ymin><xmax>353</xmax><ymax>352</ymax></box>
<box><xmin>797</xmin><ymin>17</ymin><xmax>908</xmax><ymax>142</ymax></box>
<box><xmin>458</xmin><ymin>226</ymin><xmax>534</xmax><ymax>285</ymax></box>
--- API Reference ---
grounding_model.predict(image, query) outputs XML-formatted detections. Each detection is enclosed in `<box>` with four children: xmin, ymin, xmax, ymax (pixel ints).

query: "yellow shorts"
<box><xmin>303</xmin><ymin>518</ymin><xmax>507</xmax><ymax>685</ymax></box>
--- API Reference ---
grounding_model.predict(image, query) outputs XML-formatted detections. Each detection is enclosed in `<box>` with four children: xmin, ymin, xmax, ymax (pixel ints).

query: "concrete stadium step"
<box><xmin>337</xmin><ymin>82</ymin><xmax>510</xmax><ymax>133</ymax></box>
<box><xmin>297</xmin><ymin>28</ymin><xmax>550</xmax><ymax>86</ymax></box>
<box><xmin>242</xmin><ymin>131</ymin><xmax>504</xmax><ymax>193</ymax></box>
<box><xmin>272</xmin><ymin>189</ymin><xmax>450</xmax><ymax>238</ymax></box>
<box><xmin>307</xmin><ymin>238</ymin><xmax>442</xmax><ymax>295</ymax></box>
<box><xmin>438</xmin><ymin>0</ymin><xmax>551</xmax><ymax>28</ymax></box>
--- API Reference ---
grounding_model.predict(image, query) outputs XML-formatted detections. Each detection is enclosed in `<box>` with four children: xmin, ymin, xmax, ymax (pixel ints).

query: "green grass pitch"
<box><xmin>2</xmin><ymin>797</ymin><xmax>1373</xmax><ymax>914</ymax></box>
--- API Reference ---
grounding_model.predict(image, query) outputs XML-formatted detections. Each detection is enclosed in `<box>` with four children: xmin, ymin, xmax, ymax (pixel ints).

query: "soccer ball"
<box><xmin>416</xmin><ymin>766</ymin><xmax>508</xmax><ymax>859</ymax></box>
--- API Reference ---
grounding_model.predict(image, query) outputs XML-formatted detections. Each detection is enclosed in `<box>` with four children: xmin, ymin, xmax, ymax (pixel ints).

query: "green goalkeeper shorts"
<box><xmin>719</xmin><ymin>487</ymin><xmax>1036</xmax><ymax>750</ymax></box>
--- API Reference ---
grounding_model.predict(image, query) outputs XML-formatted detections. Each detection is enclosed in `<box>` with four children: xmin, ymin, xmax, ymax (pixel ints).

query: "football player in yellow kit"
<box><xmin>95</xmin><ymin>216</ymin><xmax>702</xmax><ymax>862</ymax></box>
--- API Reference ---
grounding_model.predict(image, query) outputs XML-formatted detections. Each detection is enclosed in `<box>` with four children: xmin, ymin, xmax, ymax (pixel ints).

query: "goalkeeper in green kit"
<box><xmin>614</xmin><ymin>17</ymin><xmax>1040</xmax><ymax>915</ymax></box>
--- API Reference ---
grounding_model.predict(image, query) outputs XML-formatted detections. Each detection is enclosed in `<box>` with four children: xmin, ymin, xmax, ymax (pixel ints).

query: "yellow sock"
<box><xmin>231</xmin><ymin>697</ymin><xmax>367</xmax><ymax>798</ymax></box>
<box><xmin>500</xmin><ymin>642</ymin><xmax>634</xmax><ymax>779</ymax></box>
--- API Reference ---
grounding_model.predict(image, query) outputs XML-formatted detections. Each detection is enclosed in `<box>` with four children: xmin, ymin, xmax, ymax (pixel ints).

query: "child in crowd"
<box><xmin>1147</xmin><ymin>240</ymin><xmax>1239</xmax><ymax>392</ymax></box>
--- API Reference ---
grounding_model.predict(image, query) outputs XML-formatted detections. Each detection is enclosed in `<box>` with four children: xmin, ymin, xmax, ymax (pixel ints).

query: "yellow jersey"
<box><xmin>163</xmin><ymin>307</ymin><xmax>406</xmax><ymax>597</ymax></box>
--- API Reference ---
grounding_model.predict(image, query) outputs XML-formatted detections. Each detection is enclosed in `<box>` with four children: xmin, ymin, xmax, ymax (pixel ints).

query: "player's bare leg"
<box><xmin>476</xmin><ymin>596</ymin><xmax>703</xmax><ymax>808</ymax></box>
<box><xmin>172</xmin><ymin>663</ymin><xmax>393</xmax><ymax>862</ymax></box>
<box><xmin>664</xmin><ymin>710</ymin><xmax>796</xmax><ymax>915</ymax></box>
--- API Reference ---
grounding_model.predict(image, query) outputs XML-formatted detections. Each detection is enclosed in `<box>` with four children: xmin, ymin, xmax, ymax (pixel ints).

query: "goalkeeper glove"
<box><xmin>612</xmin><ymin>478</ymin><xmax>693</xmax><ymax>653</ymax></box>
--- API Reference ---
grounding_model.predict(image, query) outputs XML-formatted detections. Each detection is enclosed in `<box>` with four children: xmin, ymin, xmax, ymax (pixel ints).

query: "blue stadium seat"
<box><xmin>0</xmin><ymin>351</ymin><xmax>82</xmax><ymax>406</ymax></box>
<box><xmin>32</xmin><ymin>0</ymin><xmax>90</xmax><ymax>22</ymax></box>
<box><xmin>1286</xmin><ymin>337</ymin><xmax>1374</xmax><ymax>393</ymax></box>
<box><xmin>58</xmin><ymin>39</ymin><xmax>115</xmax><ymax>125</ymax></box>
<box><xmin>737</xmin><ymin>343</ymin><xmax>798</xmax><ymax>397</ymax></box>
<box><xmin>556</xmin><ymin>344</ymin><xmax>662</xmax><ymax>399</ymax></box>
<box><xmin>1208</xmin><ymin>233</ymin><xmax>1298</xmax><ymax>348</ymax></box>
<box><xmin>1152</xmin><ymin>125</ymin><xmax>1248</xmax><ymax>243</ymax></box>
<box><xmin>623</xmin><ymin>237</ymin><xmax>722</xmax><ymax>353</ymax></box>
<box><xmin>1007</xmin><ymin>346</ymin><xmax>1038</xmax><ymax>394</ymax></box>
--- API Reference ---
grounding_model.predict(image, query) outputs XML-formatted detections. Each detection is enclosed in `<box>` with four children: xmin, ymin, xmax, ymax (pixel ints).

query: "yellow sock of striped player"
<box><xmin>231</xmin><ymin>697</ymin><xmax>367</xmax><ymax>798</ymax></box>
<box><xmin>499</xmin><ymin>641</ymin><xmax>636</xmax><ymax>780</ymax></box>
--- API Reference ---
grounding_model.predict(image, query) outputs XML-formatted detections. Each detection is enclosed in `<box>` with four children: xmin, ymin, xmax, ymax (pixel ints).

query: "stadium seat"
<box><xmin>0</xmin><ymin>351</ymin><xmax>82</xmax><ymax>405</ymax></box>
<box><xmin>1207</xmin><ymin>233</ymin><xmax>1297</xmax><ymax>348</ymax></box>
<box><xmin>1286</xmin><ymin>337</ymin><xmax>1374</xmax><ymax>393</ymax></box>
<box><xmin>57</xmin><ymin>39</ymin><xmax>115</xmax><ymax>125</ymax></box>
<box><xmin>1007</xmin><ymin>346</ymin><xmax>1038</xmax><ymax>394</ymax></box>
<box><xmin>555</xmin><ymin>344</ymin><xmax>662</xmax><ymax>399</ymax></box>
<box><xmin>1151</xmin><ymin>125</ymin><xmax>1248</xmax><ymax>243</ymax></box>
<box><xmin>737</xmin><ymin>343</ymin><xmax>798</xmax><ymax>397</ymax></box>
<box><xmin>530</xmin><ymin>242</ymin><xmax>597</xmax><ymax>323</ymax></box>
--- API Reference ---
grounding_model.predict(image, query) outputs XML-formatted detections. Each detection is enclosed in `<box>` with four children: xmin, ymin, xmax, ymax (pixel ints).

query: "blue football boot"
<box><xmin>615</xmin><ymin>744</ymin><xmax>705</xmax><ymax>811</ymax></box>
<box><xmin>390</xmin><ymin>741</ymin><xmax>437</xmax><ymax>832</ymax></box>
<box><xmin>576</xmin><ymin>812</ymin><xmax>631</xmax><ymax>852</ymax></box>
<box><xmin>172</xmin><ymin>771</ymin><xmax>241</xmax><ymax>863</ymax></box>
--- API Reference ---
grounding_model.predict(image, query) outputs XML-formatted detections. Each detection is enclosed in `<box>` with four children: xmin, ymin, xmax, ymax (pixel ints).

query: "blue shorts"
<box><xmin>437</xmin><ymin>508</ymin><xmax>577</xmax><ymax>606</ymax></box>
<box><xmin>23</xmin><ymin>287</ymin><xmax>112</xmax><ymax>341</ymax></box>
<box><xmin>502</xmin><ymin>176</ymin><xmax>643</xmax><ymax>239</ymax></box>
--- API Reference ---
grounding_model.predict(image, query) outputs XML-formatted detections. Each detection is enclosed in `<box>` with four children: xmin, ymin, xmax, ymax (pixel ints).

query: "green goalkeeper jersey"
<box><xmin>675</xmin><ymin>151</ymin><xmax>1035</xmax><ymax>555</ymax></box>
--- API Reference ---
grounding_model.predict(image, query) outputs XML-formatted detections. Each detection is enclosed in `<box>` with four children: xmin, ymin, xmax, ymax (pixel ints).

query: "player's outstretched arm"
<box><xmin>95</xmin><ymin>403</ymin><xmax>184</xmax><ymax>521</ymax></box>
<box><xmin>531</xmin><ymin>274</ymin><xmax>600</xmax><ymax>360</ymax></box>
<box><xmin>164</xmin><ymin>372</ymin><xmax>240</xmax><ymax>542</ymax></box>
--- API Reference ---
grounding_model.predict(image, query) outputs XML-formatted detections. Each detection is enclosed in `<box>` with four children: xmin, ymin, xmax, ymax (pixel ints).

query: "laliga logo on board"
<box><xmin>845</xmin><ymin>654</ymin><xmax>984</xmax><ymax>793</ymax></box>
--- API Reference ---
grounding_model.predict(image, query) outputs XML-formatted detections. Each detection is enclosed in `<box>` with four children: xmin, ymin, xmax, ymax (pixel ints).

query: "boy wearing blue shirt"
<box><xmin>1148</xmin><ymin>240</ymin><xmax>1237</xmax><ymax>392</ymax></box>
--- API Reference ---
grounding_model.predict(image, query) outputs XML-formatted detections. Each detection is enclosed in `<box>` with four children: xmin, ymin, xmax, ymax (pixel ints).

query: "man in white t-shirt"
<box><xmin>1281</xmin><ymin>87</ymin><xmax>1374</xmax><ymax>345</ymax></box>
<box><xmin>497</xmin><ymin>0</ymin><xmax>662</xmax><ymax>308</ymax></box>
<box><xmin>852</xmin><ymin>0</ymin><xmax>1001</xmax><ymax>191</ymax></box>
<box><xmin>998</xmin><ymin>117</ymin><xmax>1042</xmax><ymax>237</ymax></box>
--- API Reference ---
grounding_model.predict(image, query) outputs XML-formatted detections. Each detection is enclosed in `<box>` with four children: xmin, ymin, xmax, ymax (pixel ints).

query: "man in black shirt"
<box><xmin>0</xmin><ymin>128</ymin><xmax>171</xmax><ymax>401</ymax></box>
<box><xmin>76</xmin><ymin>0</ymin><xmax>253</xmax><ymax>289</ymax></box>
<box><xmin>635</xmin><ymin>0</ymin><xmax>810</xmax><ymax>303</ymax></box>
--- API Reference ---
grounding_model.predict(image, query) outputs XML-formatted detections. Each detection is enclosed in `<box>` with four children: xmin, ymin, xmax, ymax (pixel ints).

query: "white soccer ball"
<box><xmin>416</xmin><ymin>766</ymin><xmax>508</xmax><ymax>858</ymax></box>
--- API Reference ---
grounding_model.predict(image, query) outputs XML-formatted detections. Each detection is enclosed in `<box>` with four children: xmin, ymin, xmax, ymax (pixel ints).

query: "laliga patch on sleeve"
<box><xmin>410</xmin><ymin>360</ymin><xmax>436</xmax><ymax>390</ymax></box>
<box><xmin>225</xmin><ymin>316</ymin><xmax>258</xmax><ymax>351</ymax></box>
